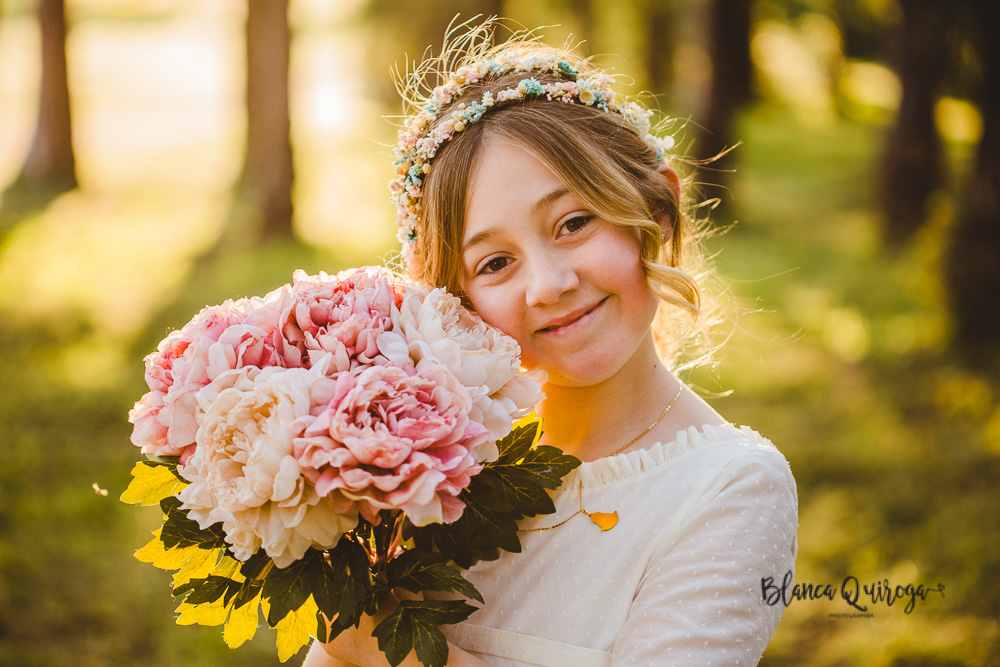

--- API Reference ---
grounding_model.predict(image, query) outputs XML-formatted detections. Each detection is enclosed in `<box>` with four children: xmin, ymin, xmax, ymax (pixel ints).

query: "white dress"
<box><xmin>442</xmin><ymin>423</ymin><xmax>798</xmax><ymax>666</ymax></box>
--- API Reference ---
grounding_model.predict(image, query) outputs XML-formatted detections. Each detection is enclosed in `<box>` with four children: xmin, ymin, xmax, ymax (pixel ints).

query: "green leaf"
<box><xmin>314</xmin><ymin>606</ymin><xmax>359</xmax><ymax>645</ymax></box>
<box><xmin>173</xmin><ymin>575</ymin><xmax>241</xmax><ymax>605</ymax></box>
<box><xmin>490</xmin><ymin>467</ymin><xmax>555</xmax><ymax>517</ymax></box>
<box><xmin>405</xmin><ymin>599</ymin><xmax>477</xmax><ymax>625</ymax></box>
<box><xmin>159</xmin><ymin>497</ymin><xmax>227</xmax><ymax>550</ymax></box>
<box><xmin>309</xmin><ymin>539</ymin><xmax>371</xmax><ymax>624</ymax></box>
<box><xmin>364</xmin><ymin>581</ymin><xmax>392</xmax><ymax>617</ymax></box>
<box><xmin>238</xmin><ymin>550</ymin><xmax>271</xmax><ymax>580</ymax></box>
<box><xmin>405</xmin><ymin>420</ymin><xmax>579</xmax><ymax>569</ymax></box>
<box><xmin>372</xmin><ymin>606</ymin><xmax>414</xmax><ymax>667</ymax></box>
<box><xmin>412</xmin><ymin>622</ymin><xmax>448</xmax><ymax>667</ymax></box>
<box><xmin>231</xmin><ymin>578</ymin><xmax>264</xmax><ymax>609</ymax></box>
<box><xmin>426</xmin><ymin>487</ymin><xmax>523</xmax><ymax>568</ymax></box>
<box><xmin>495</xmin><ymin>422</ymin><xmax>539</xmax><ymax>465</ymax></box>
<box><xmin>386</xmin><ymin>550</ymin><xmax>483</xmax><ymax>604</ymax></box>
<box><xmin>463</xmin><ymin>469</ymin><xmax>514</xmax><ymax>512</ymax></box>
<box><xmin>518</xmin><ymin>444</ymin><xmax>582</xmax><ymax>488</ymax></box>
<box><xmin>374</xmin><ymin>601</ymin><xmax>477</xmax><ymax>667</ymax></box>
<box><xmin>404</xmin><ymin>510</ymin><xmax>511</xmax><ymax>570</ymax></box>
<box><xmin>261</xmin><ymin>550</ymin><xmax>321</xmax><ymax>627</ymax></box>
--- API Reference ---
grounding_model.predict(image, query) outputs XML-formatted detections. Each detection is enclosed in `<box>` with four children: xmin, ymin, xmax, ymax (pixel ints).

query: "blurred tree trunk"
<box><xmin>945</xmin><ymin>3</ymin><xmax>1000</xmax><ymax>356</ymax></box>
<box><xmin>880</xmin><ymin>0</ymin><xmax>945</xmax><ymax>244</ymax></box>
<box><xmin>832</xmin><ymin>0</ymin><xmax>885</xmax><ymax>62</ymax></box>
<box><xmin>643</xmin><ymin>0</ymin><xmax>677</xmax><ymax>101</ymax></box>
<box><xmin>17</xmin><ymin>0</ymin><xmax>76</xmax><ymax>192</ymax></box>
<box><xmin>700</xmin><ymin>0</ymin><xmax>753</xmax><ymax>170</ymax></box>
<box><xmin>241</xmin><ymin>0</ymin><xmax>294</xmax><ymax>241</ymax></box>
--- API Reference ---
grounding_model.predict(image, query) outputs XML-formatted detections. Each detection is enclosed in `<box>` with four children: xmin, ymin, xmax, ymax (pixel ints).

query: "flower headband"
<box><xmin>389</xmin><ymin>48</ymin><xmax>676</xmax><ymax>268</ymax></box>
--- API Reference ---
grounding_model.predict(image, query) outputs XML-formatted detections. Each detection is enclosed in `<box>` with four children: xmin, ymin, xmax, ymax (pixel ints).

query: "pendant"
<box><xmin>587</xmin><ymin>511</ymin><xmax>619</xmax><ymax>531</ymax></box>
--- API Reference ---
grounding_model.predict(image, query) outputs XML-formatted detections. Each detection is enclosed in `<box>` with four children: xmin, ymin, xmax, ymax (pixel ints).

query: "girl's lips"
<box><xmin>536</xmin><ymin>297</ymin><xmax>607</xmax><ymax>336</ymax></box>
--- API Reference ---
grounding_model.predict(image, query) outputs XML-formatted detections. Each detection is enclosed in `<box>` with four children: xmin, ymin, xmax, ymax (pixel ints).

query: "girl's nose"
<box><xmin>524</xmin><ymin>253</ymin><xmax>579</xmax><ymax>308</ymax></box>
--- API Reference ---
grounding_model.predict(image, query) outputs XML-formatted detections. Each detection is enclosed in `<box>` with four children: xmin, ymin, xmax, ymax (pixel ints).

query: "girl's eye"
<box><xmin>478</xmin><ymin>255</ymin><xmax>511</xmax><ymax>275</ymax></box>
<box><xmin>561</xmin><ymin>215</ymin><xmax>593</xmax><ymax>235</ymax></box>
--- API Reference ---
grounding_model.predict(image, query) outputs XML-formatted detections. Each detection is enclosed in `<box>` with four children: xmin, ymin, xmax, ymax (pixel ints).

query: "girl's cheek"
<box><xmin>468</xmin><ymin>291</ymin><xmax>513</xmax><ymax>334</ymax></box>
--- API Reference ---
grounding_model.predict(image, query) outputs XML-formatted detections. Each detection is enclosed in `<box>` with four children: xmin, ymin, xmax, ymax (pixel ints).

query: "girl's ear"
<box><xmin>655</xmin><ymin>164</ymin><xmax>681</xmax><ymax>238</ymax></box>
<box><xmin>656</xmin><ymin>164</ymin><xmax>680</xmax><ymax>199</ymax></box>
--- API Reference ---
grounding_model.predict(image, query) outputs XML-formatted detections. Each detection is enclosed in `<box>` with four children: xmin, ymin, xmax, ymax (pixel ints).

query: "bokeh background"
<box><xmin>1</xmin><ymin>0</ymin><xmax>998</xmax><ymax>665</ymax></box>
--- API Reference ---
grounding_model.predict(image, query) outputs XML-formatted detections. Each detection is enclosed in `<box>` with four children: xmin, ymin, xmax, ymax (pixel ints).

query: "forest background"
<box><xmin>1</xmin><ymin>0</ymin><xmax>998</xmax><ymax>665</ymax></box>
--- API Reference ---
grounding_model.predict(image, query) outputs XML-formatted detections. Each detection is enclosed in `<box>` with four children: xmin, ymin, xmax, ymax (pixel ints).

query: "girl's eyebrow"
<box><xmin>463</xmin><ymin>187</ymin><xmax>572</xmax><ymax>252</ymax></box>
<box><xmin>531</xmin><ymin>187</ymin><xmax>570</xmax><ymax>214</ymax></box>
<box><xmin>464</xmin><ymin>227</ymin><xmax>499</xmax><ymax>253</ymax></box>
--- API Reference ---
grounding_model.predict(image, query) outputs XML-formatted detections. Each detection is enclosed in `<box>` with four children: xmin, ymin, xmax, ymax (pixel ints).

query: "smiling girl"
<box><xmin>305</xmin><ymin>23</ymin><xmax>798</xmax><ymax>667</ymax></box>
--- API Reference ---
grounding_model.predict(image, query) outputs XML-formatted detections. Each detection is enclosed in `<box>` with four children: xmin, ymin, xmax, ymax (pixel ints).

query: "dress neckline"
<box><xmin>552</xmin><ymin>422</ymin><xmax>769</xmax><ymax>497</ymax></box>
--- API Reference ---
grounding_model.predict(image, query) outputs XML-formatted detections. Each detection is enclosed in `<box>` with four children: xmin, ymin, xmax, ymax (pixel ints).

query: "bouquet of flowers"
<box><xmin>122</xmin><ymin>267</ymin><xmax>579</xmax><ymax>666</ymax></box>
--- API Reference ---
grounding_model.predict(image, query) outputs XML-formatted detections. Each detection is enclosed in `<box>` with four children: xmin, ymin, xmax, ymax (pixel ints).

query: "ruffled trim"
<box><xmin>552</xmin><ymin>423</ymin><xmax>772</xmax><ymax>498</ymax></box>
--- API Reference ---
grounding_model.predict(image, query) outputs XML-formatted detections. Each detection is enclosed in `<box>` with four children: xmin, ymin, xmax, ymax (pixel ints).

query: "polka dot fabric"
<box><xmin>441</xmin><ymin>423</ymin><xmax>798</xmax><ymax>666</ymax></box>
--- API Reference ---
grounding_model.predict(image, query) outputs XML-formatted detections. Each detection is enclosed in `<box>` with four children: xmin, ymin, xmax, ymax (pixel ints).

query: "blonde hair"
<box><xmin>395</xmin><ymin>25</ymin><xmax>719</xmax><ymax>368</ymax></box>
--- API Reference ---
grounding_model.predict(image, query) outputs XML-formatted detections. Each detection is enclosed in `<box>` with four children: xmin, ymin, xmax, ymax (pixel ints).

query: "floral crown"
<box><xmin>389</xmin><ymin>46</ymin><xmax>676</xmax><ymax>268</ymax></box>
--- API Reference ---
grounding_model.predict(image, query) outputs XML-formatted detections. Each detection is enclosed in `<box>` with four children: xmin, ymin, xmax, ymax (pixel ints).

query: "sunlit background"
<box><xmin>1</xmin><ymin>0</ymin><xmax>998</xmax><ymax>665</ymax></box>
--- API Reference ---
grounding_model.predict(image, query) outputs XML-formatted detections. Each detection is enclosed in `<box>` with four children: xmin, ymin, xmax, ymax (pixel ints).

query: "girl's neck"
<box><xmin>535</xmin><ymin>338</ymin><xmax>681</xmax><ymax>462</ymax></box>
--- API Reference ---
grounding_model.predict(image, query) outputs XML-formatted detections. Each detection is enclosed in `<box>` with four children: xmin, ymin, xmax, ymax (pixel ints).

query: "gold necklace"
<box><xmin>521</xmin><ymin>382</ymin><xmax>685</xmax><ymax>533</ymax></box>
<box><xmin>606</xmin><ymin>382</ymin><xmax>685</xmax><ymax>457</ymax></box>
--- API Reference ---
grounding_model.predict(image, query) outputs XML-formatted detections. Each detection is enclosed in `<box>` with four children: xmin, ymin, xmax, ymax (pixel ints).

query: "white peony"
<box><xmin>378</xmin><ymin>288</ymin><xmax>545</xmax><ymax>460</ymax></box>
<box><xmin>178</xmin><ymin>358</ymin><xmax>358</xmax><ymax>567</ymax></box>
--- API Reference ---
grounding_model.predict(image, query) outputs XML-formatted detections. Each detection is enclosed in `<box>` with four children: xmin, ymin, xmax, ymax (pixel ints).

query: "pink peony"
<box><xmin>294</xmin><ymin>362</ymin><xmax>488</xmax><ymax>526</ymax></box>
<box><xmin>129</xmin><ymin>299</ymin><xmax>253</xmax><ymax>463</ymax></box>
<box><xmin>281</xmin><ymin>267</ymin><xmax>406</xmax><ymax>370</ymax></box>
<box><xmin>379</xmin><ymin>287</ymin><xmax>546</xmax><ymax>459</ymax></box>
<box><xmin>129</xmin><ymin>289</ymin><xmax>294</xmax><ymax>463</ymax></box>
<box><xmin>178</xmin><ymin>359</ymin><xmax>358</xmax><ymax>567</ymax></box>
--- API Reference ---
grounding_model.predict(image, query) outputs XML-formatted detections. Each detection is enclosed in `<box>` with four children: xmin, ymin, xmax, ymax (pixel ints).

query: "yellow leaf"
<box><xmin>172</xmin><ymin>547</ymin><xmax>220</xmax><ymax>587</ymax></box>
<box><xmin>588</xmin><ymin>511</ymin><xmax>619</xmax><ymax>532</ymax></box>
<box><xmin>275</xmin><ymin>594</ymin><xmax>318</xmax><ymax>662</ymax></box>
<box><xmin>211</xmin><ymin>554</ymin><xmax>244</xmax><ymax>582</ymax></box>
<box><xmin>175</xmin><ymin>598</ymin><xmax>228</xmax><ymax>627</ymax></box>
<box><xmin>224</xmin><ymin>593</ymin><xmax>261</xmax><ymax>649</ymax></box>
<box><xmin>120</xmin><ymin>462</ymin><xmax>187</xmax><ymax>506</ymax></box>
<box><xmin>134</xmin><ymin>532</ymin><xmax>201</xmax><ymax>570</ymax></box>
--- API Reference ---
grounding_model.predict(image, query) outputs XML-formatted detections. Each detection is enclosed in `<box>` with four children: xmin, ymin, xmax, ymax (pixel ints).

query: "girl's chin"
<box><xmin>531</xmin><ymin>360</ymin><xmax>621</xmax><ymax>389</ymax></box>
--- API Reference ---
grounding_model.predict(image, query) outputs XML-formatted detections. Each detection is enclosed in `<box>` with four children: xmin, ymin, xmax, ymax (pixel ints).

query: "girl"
<box><xmin>306</xmin><ymin>23</ymin><xmax>797</xmax><ymax>667</ymax></box>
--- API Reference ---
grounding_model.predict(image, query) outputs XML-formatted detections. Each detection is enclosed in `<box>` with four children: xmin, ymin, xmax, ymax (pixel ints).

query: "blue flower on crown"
<box><xmin>466</xmin><ymin>100</ymin><xmax>489</xmax><ymax>123</ymax></box>
<box><xmin>520</xmin><ymin>77</ymin><xmax>545</xmax><ymax>96</ymax></box>
<box><xmin>555</xmin><ymin>60</ymin><xmax>578</xmax><ymax>78</ymax></box>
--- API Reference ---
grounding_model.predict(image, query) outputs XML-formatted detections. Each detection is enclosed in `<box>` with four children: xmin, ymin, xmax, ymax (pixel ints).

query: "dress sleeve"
<box><xmin>610</xmin><ymin>446</ymin><xmax>798</xmax><ymax>666</ymax></box>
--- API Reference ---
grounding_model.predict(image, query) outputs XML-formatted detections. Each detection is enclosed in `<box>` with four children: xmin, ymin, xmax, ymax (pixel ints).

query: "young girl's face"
<box><xmin>460</xmin><ymin>139</ymin><xmax>660</xmax><ymax>387</ymax></box>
